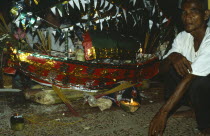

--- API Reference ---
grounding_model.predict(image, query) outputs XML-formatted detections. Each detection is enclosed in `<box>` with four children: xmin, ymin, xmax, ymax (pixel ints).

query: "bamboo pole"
<box><xmin>48</xmin><ymin>32</ymin><xmax>51</xmax><ymax>54</ymax></box>
<box><xmin>37</xmin><ymin>30</ymin><xmax>48</xmax><ymax>54</ymax></box>
<box><xmin>0</xmin><ymin>13</ymin><xmax>9</xmax><ymax>32</ymax></box>
<box><xmin>143</xmin><ymin>32</ymin><xmax>149</xmax><ymax>53</ymax></box>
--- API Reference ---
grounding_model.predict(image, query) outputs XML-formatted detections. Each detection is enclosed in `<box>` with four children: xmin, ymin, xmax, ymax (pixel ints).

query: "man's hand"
<box><xmin>168</xmin><ymin>53</ymin><xmax>192</xmax><ymax>76</ymax></box>
<box><xmin>149</xmin><ymin>110</ymin><xmax>168</xmax><ymax>136</ymax></box>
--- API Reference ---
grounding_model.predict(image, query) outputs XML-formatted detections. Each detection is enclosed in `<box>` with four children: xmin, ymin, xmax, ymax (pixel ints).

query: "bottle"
<box><xmin>10</xmin><ymin>113</ymin><xmax>24</xmax><ymax>131</ymax></box>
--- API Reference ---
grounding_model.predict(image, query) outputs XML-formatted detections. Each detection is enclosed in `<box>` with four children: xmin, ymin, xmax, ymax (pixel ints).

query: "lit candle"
<box><xmin>139</xmin><ymin>48</ymin><xmax>142</xmax><ymax>53</ymax></box>
<box><xmin>130</xmin><ymin>98</ymin><xmax>133</xmax><ymax>104</ymax></box>
<box><xmin>120</xmin><ymin>98</ymin><xmax>140</xmax><ymax>112</ymax></box>
<box><xmin>68</xmin><ymin>49</ymin><xmax>72</xmax><ymax>58</ymax></box>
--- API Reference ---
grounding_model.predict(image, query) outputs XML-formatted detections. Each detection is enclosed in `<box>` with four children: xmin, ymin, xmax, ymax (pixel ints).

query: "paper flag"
<box><xmin>149</xmin><ymin>20</ymin><xmax>153</xmax><ymax>30</ymax></box>
<box><xmin>69</xmin><ymin>0</ymin><xmax>74</xmax><ymax>8</ymax></box>
<box><xmin>80</xmin><ymin>0</ymin><xmax>86</xmax><ymax>11</ymax></box>
<box><xmin>100</xmin><ymin>21</ymin><xmax>103</xmax><ymax>31</ymax></box>
<box><xmin>81</xmin><ymin>14</ymin><xmax>88</xmax><ymax>19</ymax></box>
<box><xmin>114</xmin><ymin>6</ymin><xmax>119</xmax><ymax>17</ymax></box>
<box><xmin>107</xmin><ymin>3</ymin><xmax>113</xmax><ymax>11</ymax></box>
<box><xmin>93</xmin><ymin>11</ymin><xmax>99</xmax><ymax>18</ymax></box>
<box><xmin>52</xmin><ymin>30</ymin><xmax>56</xmax><ymax>35</ymax></box>
<box><xmin>152</xmin><ymin>5</ymin><xmax>155</xmax><ymax>16</ymax></box>
<box><xmin>89</xmin><ymin>21</ymin><xmax>92</xmax><ymax>26</ymax></box>
<box><xmin>132</xmin><ymin>15</ymin><xmax>136</xmax><ymax>27</ymax></box>
<box><xmin>70</xmin><ymin>26</ymin><xmax>74</xmax><ymax>31</ymax></box>
<box><xmin>65</xmin><ymin>4</ymin><xmax>70</xmax><ymax>15</ymax></box>
<box><xmin>15</xmin><ymin>21</ymin><xmax>20</xmax><ymax>27</ymax></box>
<box><xmin>73</xmin><ymin>0</ymin><xmax>80</xmax><ymax>10</ymax></box>
<box><xmin>123</xmin><ymin>9</ymin><xmax>127</xmax><ymax>22</ymax></box>
<box><xmin>131</xmin><ymin>0</ymin><xmax>136</xmax><ymax>6</ymax></box>
<box><xmin>162</xmin><ymin>18</ymin><xmax>168</xmax><ymax>24</ymax></box>
<box><xmin>100</xmin><ymin>0</ymin><xmax>104</xmax><ymax>7</ymax></box>
<box><xmin>104</xmin><ymin>1</ymin><xmax>109</xmax><ymax>9</ymax></box>
<box><xmin>134</xmin><ymin>0</ymin><xmax>137</xmax><ymax>6</ymax></box>
<box><xmin>94</xmin><ymin>0</ymin><xmax>97</xmax><ymax>9</ymax></box>
<box><xmin>105</xmin><ymin>16</ymin><xmax>110</xmax><ymax>21</ymax></box>
<box><xmin>51</xmin><ymin>7</ymin><xmax>57</xmax><ymax>15</ymax></box>
<box><xmin>57</xmin><ymin>8</ymin><xmax>63</xmax><ymax>17</ymax></box>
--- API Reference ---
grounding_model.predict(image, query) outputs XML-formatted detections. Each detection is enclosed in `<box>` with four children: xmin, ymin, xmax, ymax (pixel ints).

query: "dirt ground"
<box><xmin>0</xmin><ymin>78</ymin><xmax>200</xmax><ymax>136</ymax></box>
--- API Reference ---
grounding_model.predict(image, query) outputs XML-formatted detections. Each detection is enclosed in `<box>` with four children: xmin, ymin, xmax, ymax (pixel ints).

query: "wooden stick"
<box><xmin>48</xmin><ymin>33</ymin><xmax>51</xmax><ymax>54</ymax></box>
<box><xmin>0</xmin><ymin>14</ymin><xmax>9</xmax><ymax>32</ymax></box>
<box><xmin>95</xmin><ymin>82</ymin><xmax>136</xmax><ymax>99</ymax></box>
<box><xmin>143</xmin><ymin>32</ymin><xmax>150</xmax><ymax>53</ymax></box>
<box><xmin>37</xmin><ymin>30</ymin><xmax>49</xmax><ymax>54</ymax></box>
<box><xmin>0</xmin><ymin>23</ymin><xmax>7</xmax><ymax>33</ymax></box>
<box><xmin>52</xmin><ymin>85</ymin><xmax>80</xmax><ymax>117</ymax></box>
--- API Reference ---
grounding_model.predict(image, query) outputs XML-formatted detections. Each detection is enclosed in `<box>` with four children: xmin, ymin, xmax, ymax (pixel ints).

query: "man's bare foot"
<box><xmin>172</xmin><ymin>109</ymin><xmax>195</xmax><ymax>118</ymax></box>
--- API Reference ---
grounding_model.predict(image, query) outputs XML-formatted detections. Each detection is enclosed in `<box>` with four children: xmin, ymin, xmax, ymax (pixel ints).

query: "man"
<box><xmin>149</xmin><ymin>0</ymin><xmax>210</xmax><ymax>135</ymax></box>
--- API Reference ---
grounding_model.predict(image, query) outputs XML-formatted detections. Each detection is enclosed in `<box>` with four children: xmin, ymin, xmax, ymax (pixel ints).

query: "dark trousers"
<box><xmin>164</xmin><ymin>67</ymin><xmax>210</xmax><ymax>131</ymax></box>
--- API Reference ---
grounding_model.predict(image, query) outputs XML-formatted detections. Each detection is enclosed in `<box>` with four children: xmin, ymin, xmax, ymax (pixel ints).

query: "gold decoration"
<box><xmin>18</xmin><ymin>52</ymin><xmax>32</xmax><ymax>62</ymax></box>
<box><xmin>34</xmin><ymin>0</ymin><xmax>40</xmax><ymax>5</ymax></box>
<box><xmin>43</xmin><ymin>59</ymin><xmax>55</xmax><ymax>71</ymax></box>
<box><xmin>34</xmin><ymin>66</ymin><xmax>43</xmax><ymax>76</ymax></box>
<box><xmin>62</xmin><ymin>1</ymin><xmax>69</xmax><ymax>4</ymax></box>
<box><xmin>75</xmin><ymin>78</ymin><xmax>84</xmax><ymax>84</ymax></box>
<box><xmin>46</xmin><ymin>70</ymin><xmax>58</xmax><ymax>81</ymax></box>
<box><xmin>10</xmin><ymin>7</ymin><xmax>19</xmax><ymax>17</ymax></box>
<box><xmin>87</xmin><ymin>47</ymin><xmax>96</xmax><ymax>60</ymax></box>
<box><xmin>101</xmin><ymin>69</ymin><xmax>109</xmax><ymax>77</ymax></box>
<box><xmin>71</xmin><ymin>66</ymin><xmax>83</xmax><ymax>77</ymax></box>
<box><xmin>112</xmin><ymin>71</ymin><xmax>120</xmax><ymax>78</ymax></box>
<box><xmin>94</xmin><ymin>48</ymin><xmax>135</xmax><ymax>59</ymax></box>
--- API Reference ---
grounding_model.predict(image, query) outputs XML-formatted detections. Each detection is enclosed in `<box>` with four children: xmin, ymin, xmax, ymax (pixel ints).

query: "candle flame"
<box><xmin>131</xmin><ymin>98</ymin><xmax>133</xmax><ymax>103</ymax></box>
<box><xmin>139</xmin><ymin>48</ymin><xmax>142</xmax><ymax>53</ymax></box>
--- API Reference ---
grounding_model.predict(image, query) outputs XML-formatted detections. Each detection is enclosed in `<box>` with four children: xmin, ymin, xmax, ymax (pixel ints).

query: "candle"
<box><xmin>68</xmin><ymin>49</ymin><xmax>72</xmax><ymax>58</ymax></box>
<box><xmin>139</xmin><ymin>48</ymin><xmax>143</xmax><ymax>53</ymax></box>
<box><xmin>120</xmin><ymin>99</ymin><xmax>140</xmax><ymax>112</ymax></box>
<box><xmin>130</xmin><ymin>98</ymin><xmax>133</xmax><ymax>104</ymax></box>
<box><xmin>10</xmin><ymin>113</ymin><xmax>25</xmax><ymax>131</ymax></box>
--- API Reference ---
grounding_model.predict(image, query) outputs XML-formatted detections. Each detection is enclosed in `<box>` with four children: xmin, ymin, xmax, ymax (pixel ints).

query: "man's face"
<box><xmin>181</xmin><ymin>1</ymin><xmax>207</xmax><ymax>33</ymax></box>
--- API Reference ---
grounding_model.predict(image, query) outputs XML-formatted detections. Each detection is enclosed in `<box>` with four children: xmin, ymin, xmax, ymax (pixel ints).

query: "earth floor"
<box><xmin>0</xmin><ymin>78</ymin><xmax>200</xmax><ymax>136</ymax></box>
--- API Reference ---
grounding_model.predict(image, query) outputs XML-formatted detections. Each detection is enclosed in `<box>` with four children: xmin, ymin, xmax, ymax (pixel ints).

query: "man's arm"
<box><xmin>168</xmin><ymin>52</ymin><xmax>192</xmax><ymax>76</ymax></box>
<box><xmin>149</xmin><ymin>74</ymin><xmax>196</xmax><ymax>136</ymax></box>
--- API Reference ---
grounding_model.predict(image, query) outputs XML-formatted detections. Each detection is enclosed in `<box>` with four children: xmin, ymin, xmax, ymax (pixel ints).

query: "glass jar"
<box><xmin>10</xmin><ymin>113</ymin><xmax>24</xmax><ymax>131</ymax></box>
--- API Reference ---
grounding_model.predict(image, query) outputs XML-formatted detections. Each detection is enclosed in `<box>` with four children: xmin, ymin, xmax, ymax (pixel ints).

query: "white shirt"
<box><xmin>164</xmin><ymin>27</ymin><xmax>210</xmax><ymax>76</ymax></box>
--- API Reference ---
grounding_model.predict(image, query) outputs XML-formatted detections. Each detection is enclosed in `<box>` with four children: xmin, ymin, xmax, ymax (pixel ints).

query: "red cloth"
<box><xmin>82</xmin><ymin>32</ymin><xmax>94</xmax><ymax>60</ymax></box>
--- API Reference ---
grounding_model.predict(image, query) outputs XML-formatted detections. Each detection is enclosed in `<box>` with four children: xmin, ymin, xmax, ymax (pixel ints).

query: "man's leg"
<box><xmin>163</xmin><ymin>66</ymin><xmax>190</xmax><ymax>115</ymax></box>
<box><xmin>164</xmin><ymin>66</ymin><xmax>182</xmax><ymax>100</ymax></box>
<box><xmin>189</xmin><ymin>76</ymin><xmax>210</xmax><ymax>131</ymax></box>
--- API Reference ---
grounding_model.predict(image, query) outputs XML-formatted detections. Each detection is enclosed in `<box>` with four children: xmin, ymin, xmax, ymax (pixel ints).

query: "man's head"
<box><xmin>182</xmin><ymin>0</ymin><xmax>208</xmax><ymax>10</ymax></box>
<box><xmin>181</xmin><ymin>0</ymin><xmax>209</xmax><ymax>33</ymax></box>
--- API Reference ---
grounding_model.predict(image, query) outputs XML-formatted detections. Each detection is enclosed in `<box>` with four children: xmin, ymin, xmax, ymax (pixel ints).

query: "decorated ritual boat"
<box><xmin>1</xmin><ymin>0</ymin><xmax>175</xmax><ymax>91</ymax></box>
<box><xmin>5</xmin><ymin>32</ymin><xmax>160</xmax><ymax>90</ymax></box>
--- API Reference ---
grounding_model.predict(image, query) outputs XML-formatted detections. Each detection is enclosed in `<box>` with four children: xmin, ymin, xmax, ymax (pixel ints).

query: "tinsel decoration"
<box><xmin>60</xmin><ymin>63</ymin><xmax>70</xmax><ymax>73</ymax></box>
<box><xmin>62</xmin><ymin>75</ymin><xmax>71</xmax><ymax>85</ymax></box>
<box><xmin>86</xmin><ymin>67</ymin><xmax>95</xmax><ymax>75</ymax></box>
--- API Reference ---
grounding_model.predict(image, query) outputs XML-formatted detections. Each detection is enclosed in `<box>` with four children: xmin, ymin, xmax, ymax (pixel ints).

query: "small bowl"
<box><xmin>120</xmin><ymin>100</ymin><xmax>140</xmax><ymax>112</ymax></box>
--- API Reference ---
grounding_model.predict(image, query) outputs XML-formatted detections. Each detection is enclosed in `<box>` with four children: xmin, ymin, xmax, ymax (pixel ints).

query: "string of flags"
<box><xmin>9</xmin><ymin>0</ymin><xmax>169</xmax><ymax>48</ymax></box>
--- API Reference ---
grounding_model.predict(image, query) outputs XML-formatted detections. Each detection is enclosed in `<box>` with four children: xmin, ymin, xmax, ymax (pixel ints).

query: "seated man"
<box><xmin>149</xmin><ymin>0</ymin><xmax>210</xmax><ymax>135</ymax></box>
